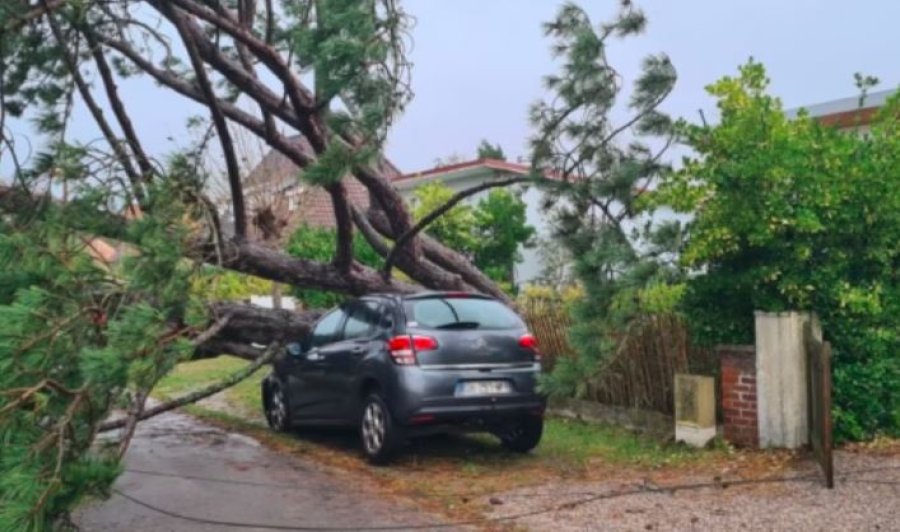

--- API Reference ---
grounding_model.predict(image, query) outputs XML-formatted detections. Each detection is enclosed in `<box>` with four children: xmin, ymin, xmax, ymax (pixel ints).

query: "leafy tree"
<box><xmin>411</xmin><ymin>183</ymin><xmax>534</xmax><ymax>287</ymax></box>
<box><xmin>528</xmin><ymin>2</ymin><xmax>682</xmax><ymax>398</ymax></box>
<box><xmin>412</xmin><ymin>182</ymin><xmax>478</xmax><ymax>254</ymax></box>
<box><xmin>473</xmin><ymin>189</ymin><xmax>535</xmax><ymax>284</ymax></box>
<box><xmin>476</xmin><ymin>139</ymin><xmax>506</xmax><ymax>160</ymax></box>
<box><xmin>655</xmin><ymin>61</ymin><xmax>900</xmax><ymax>440</ymax></box>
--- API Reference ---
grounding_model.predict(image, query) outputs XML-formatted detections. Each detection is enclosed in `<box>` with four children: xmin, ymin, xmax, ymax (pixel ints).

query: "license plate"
<box><xmin>456</xmin><ymin>380</ymin><xmax>512</xmax><ymax>397</ymax></box>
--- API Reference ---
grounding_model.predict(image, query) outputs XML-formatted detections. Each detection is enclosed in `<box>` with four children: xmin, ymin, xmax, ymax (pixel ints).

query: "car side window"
<box><xmin>342</xmin><ymin>301</ymin><xmax>382</xmax><ymax>340</ymax></box>
<box><xmin>311</xmin><ymin>309</ymin><xmax>346</xmax><ymax>347</ymax></box>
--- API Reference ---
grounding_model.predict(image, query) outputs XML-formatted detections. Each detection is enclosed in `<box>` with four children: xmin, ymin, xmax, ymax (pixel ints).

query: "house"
<box><xmin>224</xmin><ymin>142</ymin><xmax>399</xmax><ymax>244</ymax></box>
<box><xmin>788</xmin><ymin>87</ymin><xmax>896</xmax><ymax>132</ymax></box>
<box><xmin>237</xmin><ymin>153</ymin><xmax>556</xmax><ymax>286</ymax></box>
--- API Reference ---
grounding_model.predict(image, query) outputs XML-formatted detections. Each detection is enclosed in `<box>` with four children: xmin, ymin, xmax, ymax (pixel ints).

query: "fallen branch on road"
<box><xmin>99</xmin><ymin>343</ymin><xmax>280</xmax><ymax>433</ymax></box>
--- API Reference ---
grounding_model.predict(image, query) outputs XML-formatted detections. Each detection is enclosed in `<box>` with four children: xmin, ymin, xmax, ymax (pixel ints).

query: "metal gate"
<box><xmin>805</xmin><ymin>329</ymin><xmax>834</xmax><ymax>489</ymax></box>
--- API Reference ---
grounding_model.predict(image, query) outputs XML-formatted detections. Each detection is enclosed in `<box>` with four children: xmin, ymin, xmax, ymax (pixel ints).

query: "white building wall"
<box><xmin>516</xmin><ymin>186</ymin><xmax>552</xmax><ymax>285</ymax></box>
<box><xmin>250</xmin><ymin>295</ymin><xmax>297</xmax><ymax>310</ymax></box>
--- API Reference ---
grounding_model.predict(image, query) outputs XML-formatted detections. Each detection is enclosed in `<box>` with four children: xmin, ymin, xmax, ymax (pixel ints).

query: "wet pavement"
<box><xmin>74</xmin><ymin>411</ymin><xmax>451</xmax><ymax>531</ymax></box>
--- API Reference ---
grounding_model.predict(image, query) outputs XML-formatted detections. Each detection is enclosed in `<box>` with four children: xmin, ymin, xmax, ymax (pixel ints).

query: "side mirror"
<box><xmin>286</xmin><ymin>342</ymin><xmax>304</xmax><ymax>357</ymax></box>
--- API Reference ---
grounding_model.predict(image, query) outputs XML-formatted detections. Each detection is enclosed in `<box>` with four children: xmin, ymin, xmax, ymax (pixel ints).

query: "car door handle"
<box><xmin>350</xmin><ymin>345</ymin><xmax>365</xmax><ymax>355</ymax></box>
<box><xmin>307</xmin><ymin>351</ymin><xmax>323</xmax><ymax>362</ymax></box>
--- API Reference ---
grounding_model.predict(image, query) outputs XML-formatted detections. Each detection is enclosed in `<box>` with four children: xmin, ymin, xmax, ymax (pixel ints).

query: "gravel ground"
<box><xmin>483</xmin><ymin>451</ymin><xmax>900</xmax><ymax>531</ymax></box>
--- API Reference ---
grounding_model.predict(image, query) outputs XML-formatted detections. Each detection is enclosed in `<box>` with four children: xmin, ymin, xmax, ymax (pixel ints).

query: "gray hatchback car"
<box><xmin>262</xmin><ymin>291</ymin><xmax>545</xmax><ymax>463</ymax></box>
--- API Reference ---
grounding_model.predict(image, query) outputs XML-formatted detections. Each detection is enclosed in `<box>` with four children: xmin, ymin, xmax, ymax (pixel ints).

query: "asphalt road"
<box><xmin>75</xmin><ymin>411</ymin><xmax>451</xmax><ymax>531</ymax></box>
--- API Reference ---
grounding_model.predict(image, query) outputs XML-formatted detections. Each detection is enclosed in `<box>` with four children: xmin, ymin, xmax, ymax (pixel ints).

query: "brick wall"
<box><xmin>718</xmin><ymin>345</ymin><xmax>758</xmax><ymax>448</ymax></box>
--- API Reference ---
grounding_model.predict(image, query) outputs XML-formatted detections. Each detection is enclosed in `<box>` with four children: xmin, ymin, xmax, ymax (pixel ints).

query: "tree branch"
<box><xmin>382</xmin><ymin>176</ymin><xmax>528</xmax><ymax>278</ymax></box>
<box><xmin>350</xmin><ymin>204</ymin><xmax>391</xmax><ymax>257</ymax></box>
<box><xmin>83</xmin><ymin>29</ymin><xmax>154</xmax><ymax>183</ymax></box>
<box><xmin>165</xmin><ymin>3</ymin><xmax>248</xmax><ymax>238</ymax></box>
<box><xmin>4</xmin><ymin>0</ymin><xmax>64</xmax><ymax>32</ymax></box>
<box><xmin>353</xmin><ymin>162</ymin><xmax>420</xmax><ymax>256</ymax></box>
<box><xmin>327</xmin><ymin>183</ymin><xmax>354</xmax><ymax>272</ymax></box>
<box><xmin>161</xmin><ymin>0</ymin><xmax>325</xmax><ymax>151</ymax></box>
<box><xmin>366</xmin><ymin>209</ymin><xmax>512</xmax><ymax>304</ymax></box>
<box><xmin>92</xmin><ymin>33</ymin><xmax>315</xmax><ymax>169</ymax></box>
<box><xmin>211</xmin><ymin>239</ymin><xmax>420</xmax><ymax>296</ymax></box>
<box><xmin>43</xmin><ymin>3</ymin><xmax>143</xmax><ymax>198</ymax></box>
<box><xmin>99</xmin><ymin>342</ymin><xmax>280</xmax><ymax>432</ymax></box>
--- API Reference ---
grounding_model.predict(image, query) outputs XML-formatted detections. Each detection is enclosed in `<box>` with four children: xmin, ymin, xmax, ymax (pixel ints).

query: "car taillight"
<box><xmin>387</xmin><ymin>335</ymin><xmax>438</xmax><ymax>365</ymax></box>
<box><xmin>518</xmin><ymin>333</ymin><xmax>538</xmax><ymax>349</ymax></box>
<box><xmin>519</xmin><ymin>333</ymin><xmax>540</xmax><ymax>361</ymax></box>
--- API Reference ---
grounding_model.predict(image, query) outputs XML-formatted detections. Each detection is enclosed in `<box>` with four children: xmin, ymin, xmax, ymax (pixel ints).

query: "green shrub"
<box><xmin>284</xmin><ymin>224</ymin><xmax>384</xmax><ymax>308</ymax></box>
<box><xmin>655</xmin><ymin>62</ymin><xmax>900</xmax><ymax>440</ymax></box>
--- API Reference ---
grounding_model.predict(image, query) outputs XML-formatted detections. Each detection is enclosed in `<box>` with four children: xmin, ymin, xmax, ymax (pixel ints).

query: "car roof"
<box><xmin>362</xmin><ymin>290</ymin><xmax>494</xmax><ymax>302</ymax></box>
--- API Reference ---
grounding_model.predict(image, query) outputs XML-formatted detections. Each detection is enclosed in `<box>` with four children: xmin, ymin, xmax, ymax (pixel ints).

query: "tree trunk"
<box><xmin>271</xmin><ymin>283</ymin><xmax>282</xmax><ymax>310</ymax></box>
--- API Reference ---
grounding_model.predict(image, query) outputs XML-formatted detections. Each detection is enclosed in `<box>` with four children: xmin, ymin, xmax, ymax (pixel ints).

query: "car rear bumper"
<box><xmin>388</xmin><ymin>363</ymin><xmax>545</xmax><ymax>427</ymax></box>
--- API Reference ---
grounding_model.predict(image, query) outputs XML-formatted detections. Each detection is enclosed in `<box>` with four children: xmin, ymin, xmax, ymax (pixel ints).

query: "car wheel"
<box><xmin>264</xmin><ymin>379</ymin><xmax>292</xmax><ymax>433</ymax></box>
<box><xmin>499</xmin><ymin>416</ymin><xmax>543</xmax><ymax>453</ymax></box>
<box><xmin>359</xmin><ymin>393</ymin><xmax>398</xmax><ymax>464</ymax></box>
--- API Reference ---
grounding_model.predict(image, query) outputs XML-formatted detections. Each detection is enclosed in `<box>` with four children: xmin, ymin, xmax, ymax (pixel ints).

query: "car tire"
<box><xmin>359</xmin><ymin>393</ymin><xmax>398</xmax><ymax>465</ymax></box>
<box><xmin>263</xmin><ymin>378</ymin><xmax>293</xmax><ymax>433</ymax></box>
<box><xmin>499</xmin><ymin>416</ymin><xmax>543</xmax><ymax>453</ymax></box>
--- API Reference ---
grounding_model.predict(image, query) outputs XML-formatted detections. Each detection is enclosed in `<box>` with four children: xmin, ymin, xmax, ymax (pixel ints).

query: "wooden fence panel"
<box><xmin>521</xmin><ymin>300</ymin><xmax>718</xmax><ymax>416</ymax></box>
<box><xmin>806</xmin><ymin>332</ymin><xmax>835</xmax><ymax>489</ymax></box>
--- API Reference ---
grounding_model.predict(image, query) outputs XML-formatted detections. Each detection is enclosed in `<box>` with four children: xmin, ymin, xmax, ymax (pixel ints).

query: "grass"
<box><xmin>155</xmin><ymin>356</ymin><xmax>703</xmax><ymax>466</ymax></box>
<box><xmin>152</xmin><ymin>356</ymin><xmax>729</xmax><ymax>521</ymax></box>
<box><xmin>154</xmin><ymin>355</ymin><xmax>267</xmax><ymax>420</ymax></box>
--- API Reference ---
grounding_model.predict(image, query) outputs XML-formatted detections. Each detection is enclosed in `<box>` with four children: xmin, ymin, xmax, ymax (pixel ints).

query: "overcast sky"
<box><xmin>4</xmin><ymin>1</ymin><xmax>899</xmax><ymax>177</ymax></box>
<box><xmin>389</xmin><ymin>0</ymin><xmax>900</xmax><ymax>171</ymax></box>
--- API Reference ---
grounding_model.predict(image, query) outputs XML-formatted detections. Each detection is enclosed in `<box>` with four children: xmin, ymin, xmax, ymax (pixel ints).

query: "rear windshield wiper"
<box><xmin>434</xmin><ymin>321</ymin><xmax>481</xmax><ymax>330</ymax></box>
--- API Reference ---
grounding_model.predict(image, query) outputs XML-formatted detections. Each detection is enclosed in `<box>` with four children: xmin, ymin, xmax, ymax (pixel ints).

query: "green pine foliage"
<box><xmin>290</xmin><ymin>0</ymin><xmax>412</xmax><ymax>142</ymax></box>
<box><xmin>0</xmin><ymin>0</ymin><xmax>414</xmax><ymax>527</ymax></box>
<box><xmin>654</xmin><ymin>62</ymin><xmax>900</xmax><ymax>441</ymax></box>
<box><xmin>0</xmin><ymin>184</ymin><xmax>199</xmax><ymax>530</ymax></box>
<box><xmin>529</xmin><ymin>2</ymin><xmax>683</xmax><ymax>399</ymax></box>
<box><xmin>476</xmin><ymin>140</ymin><xmax>506</xmax><ymax>160</ymax></box>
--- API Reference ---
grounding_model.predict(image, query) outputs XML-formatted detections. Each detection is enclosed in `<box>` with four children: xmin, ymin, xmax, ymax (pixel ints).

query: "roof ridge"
<box><xmin>399</xmin><ymin>158</ymin><xmax>531</xmax><ymax>181</ymax></box>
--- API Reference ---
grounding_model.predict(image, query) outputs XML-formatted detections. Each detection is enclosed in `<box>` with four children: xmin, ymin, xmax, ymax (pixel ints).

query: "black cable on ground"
<box><xmin>108</xmin><ymin>466</ymin><xmax>900</xmax><ymax>531</ymax></box>
<box><xmin>122</xmin><ymin>464</ymin><xmax>900</xmax><ymax>500</ymax></box>
<box><xmin>124</xmin><ymin>468</ymin><xmax>300</xmax><ymax>490</ymax></box>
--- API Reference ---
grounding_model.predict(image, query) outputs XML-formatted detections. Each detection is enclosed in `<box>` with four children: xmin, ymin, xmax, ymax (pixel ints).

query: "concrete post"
<box><xmin>674</xmin><ymin>374</ymin><xmax>717</xmax><ymax>447</ymax></box>
<box><xmin>754</xmin><ymin>311</ymin><xmax>820</xmax><ymax>448</ymax></box>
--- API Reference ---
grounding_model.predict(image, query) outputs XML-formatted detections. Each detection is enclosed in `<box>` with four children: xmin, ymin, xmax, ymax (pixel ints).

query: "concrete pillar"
<box><xmin>674</xmin><ymin>374</ymin><xmax>717</xmax><ymax>447</ymax></box>
<box><xmin>754</xmin><ymin>311</ymin><xmax>820</xmax><ymax>448</ymax></box>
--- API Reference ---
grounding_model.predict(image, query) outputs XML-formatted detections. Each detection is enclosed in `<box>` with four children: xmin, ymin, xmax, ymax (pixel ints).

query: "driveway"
<box><xmin>483</xmin><ymin>449</ymin><xmax>900</xmax><ymax>531</ymax></box>
<box><xmin>74</xmin><ymin>407</ymin><xmax>900</xmax><ymax>531</ymax></box>
<box><xmin>75</xmin><ymin>411</ymin><xmax>452</xmax><ymax>531</ymax></box>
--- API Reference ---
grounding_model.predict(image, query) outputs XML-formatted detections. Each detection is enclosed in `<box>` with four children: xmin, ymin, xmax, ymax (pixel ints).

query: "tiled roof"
<box><xmin>242</xmin><ymin>145</ymin><xmax>403</xmax><ymax>231</ymax></box>
<box><xmin>242</xmin><ymin>150</ymin><xmax>539</xmax><ymax>231</ymax></box>
<box><xmin>395</xmin><ymin>158</ymin><xmax>532</xmax><ymax>181</ymax></box>
<box><xmin>85</xmin><ymin>238</ymin><xmax>119</xmax><ymax>265</ymax></box>
<box><xmin>787</xmin><ymin>88</ymin><xmax>897</xmax><ymax>128</ymax></box>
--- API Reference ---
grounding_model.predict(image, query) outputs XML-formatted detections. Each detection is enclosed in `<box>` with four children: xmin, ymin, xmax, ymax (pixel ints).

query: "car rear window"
<box><xmin>403</xmin><ymin>297</ymin><xmax>523</xmax><ymax>330</ymax></box>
